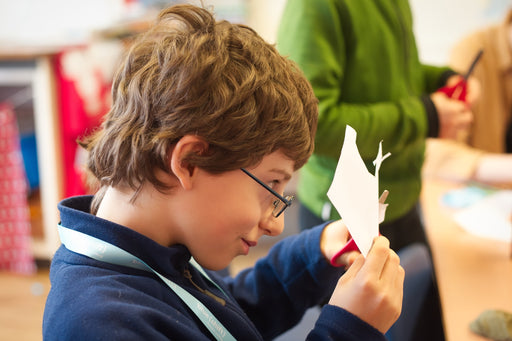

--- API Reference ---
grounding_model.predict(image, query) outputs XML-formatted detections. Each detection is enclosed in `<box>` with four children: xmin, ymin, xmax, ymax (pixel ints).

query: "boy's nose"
<box><xmin>260</xmin><ymin>212</ymin><xmax>285</xmax><ymax>237</ymax></box>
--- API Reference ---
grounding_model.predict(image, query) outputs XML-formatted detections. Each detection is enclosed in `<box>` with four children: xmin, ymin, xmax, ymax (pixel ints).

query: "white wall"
<box><xmin>246</xmin><ymin>0</ymin><xmax>287</xmax><ymax>44</ymax></box>
<box><xmin>410</xmin><ymin>0</ymin><xmax>511</xmax><ymax>65</ymax></box>
<box><xmin>245</xmin><ymin>0</ymin><xmax>511</xmax><ymax>65</ymax></box>
<box><xmin>0</xmin><ymin>0</ymin><xmax>249</xmax><ymax>47</ymax></box>
<box><xmin>0</xmin><ymin>0</ymin><xmax>129</xmax><ymax>46</ymax></box>
<box><xmin>0</xmin><ymin>0</ymin><xmax>509</xmax><ymax>64</ymax></box>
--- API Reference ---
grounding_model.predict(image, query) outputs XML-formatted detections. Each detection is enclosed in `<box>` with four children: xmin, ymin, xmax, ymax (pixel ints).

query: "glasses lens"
<box><xmin>272</xmin><ymin>195</ymin><xmax>294</xmax><ymax>218</ymax></box>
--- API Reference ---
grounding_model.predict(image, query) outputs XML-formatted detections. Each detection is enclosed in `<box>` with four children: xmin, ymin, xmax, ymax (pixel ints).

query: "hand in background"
<box><xmin>430</xmin><ymin>91</ymin><xmax>473</xmax><ymax>140</ymax></box>
<box><xmin>328</xmin><ymin>236</ymin><xmax>404</xmax><ymax>334</ymax></box>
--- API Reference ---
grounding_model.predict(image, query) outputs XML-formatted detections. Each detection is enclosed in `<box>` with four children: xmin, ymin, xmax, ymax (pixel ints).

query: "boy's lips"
<box><xmin>243</xmin><ymin>239</ymin><xmax>257</xmax><ymax>247</ymax></box>
<box><xmin>241</xmin><ymin>239</ymin><xmax>257</xmax><ymax>255</ymax></box>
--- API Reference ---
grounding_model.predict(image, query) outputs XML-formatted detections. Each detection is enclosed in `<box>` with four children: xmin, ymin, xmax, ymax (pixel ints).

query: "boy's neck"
<box><xmin>96</xmin><ymin>185</ymin><xmax>180</xmax><ymax>247</ymax></box>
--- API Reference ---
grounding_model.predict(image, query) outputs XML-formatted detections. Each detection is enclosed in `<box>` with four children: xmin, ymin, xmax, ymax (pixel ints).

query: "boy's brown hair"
<box><xmin>82</xmin><ymin>4</ymin><xmax>318</xmax><ymax>211</ymax></box>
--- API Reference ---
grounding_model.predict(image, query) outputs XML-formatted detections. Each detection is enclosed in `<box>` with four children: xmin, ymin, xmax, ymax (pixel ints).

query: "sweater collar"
<box><xmin>58</xmin><ymin>195</ymin><xmax>191</xmax><ymax>276</ymax></box>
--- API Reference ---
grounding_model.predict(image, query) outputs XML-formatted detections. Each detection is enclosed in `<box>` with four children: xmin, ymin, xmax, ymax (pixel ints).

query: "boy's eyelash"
<box><xmin>269</xmin><ymin>180</ymin><xmax>280</xmax><ymax>188</ymax></box>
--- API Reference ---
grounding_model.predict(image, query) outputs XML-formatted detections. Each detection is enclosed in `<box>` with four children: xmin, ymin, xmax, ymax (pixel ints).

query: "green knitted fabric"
<box><xmin>277</xmin><ymin>0</ymin><xmax>452</xmax><ymax>222</ymax></box>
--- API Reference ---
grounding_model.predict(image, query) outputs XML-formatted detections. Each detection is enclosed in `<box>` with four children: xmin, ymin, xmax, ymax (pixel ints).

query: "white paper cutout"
<box><xmin>327</xmin><ymin>125</ymin><xmax>390</xmax><ymax>257</ymax></box>
<box><xmin>453</xmin><ymin>190</ymin><xmax>512</xmax><ymax>242</ymax></box>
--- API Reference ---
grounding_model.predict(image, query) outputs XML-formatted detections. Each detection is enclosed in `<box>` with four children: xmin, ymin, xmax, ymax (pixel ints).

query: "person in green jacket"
<box><xmin>277</xmin><ymin>0</ymin><xmax>479</xmax><ymax>340</ymax></box>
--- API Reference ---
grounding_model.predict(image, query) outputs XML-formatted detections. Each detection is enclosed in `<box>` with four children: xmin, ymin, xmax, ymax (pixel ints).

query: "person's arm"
<box><xmin>421</xmin><ymin>64</ymin><xmax>457</xmax><ymax>92</ymax></box>
<box><xmin>321</xmin><ymin>221</ymin><xmax>404</xmax><ymax>334</ymax></box>
<box><xmin>423</xmin><ymin>138</ymin><xmax>482</xmax><ymax>182</ymax></box>
<box><xmin>326</xmin><ymin>236</ymin><xmax>403</xmax><ymax>334</ymax></box>
<box><xmin>224</xmin><ymin>224</ymin><xmax>347</xmax><ymax>339</ymax></box>
<box><xmin>421</xmin><ymin>62</ymin><xmax>480</xmax><ymax>140</ymax></box>
<box><xmin>423</xmin><ymin>138</ymin><xmax>512</xmax><ymax>185</ymax></box>
<box><xmin>224</xmin><ymin>222</ymin><xmax>398</xmax><ymax>340</ymax></box>
<box><xmin>474</xmin><ymin>154</ymin><xmax>512</xmax><ymax>185</ymax></box>
<box><xmin>277</xmin><ymin>0</ymin><xmax>467</xmax><ymax>162</ymax></box>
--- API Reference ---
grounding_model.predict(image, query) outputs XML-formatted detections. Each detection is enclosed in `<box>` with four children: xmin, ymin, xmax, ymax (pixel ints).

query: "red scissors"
<box><xmin>437</xmin><ymin>49</ymin><xmax>483</xmax><ymax>102</ymax></box>
<box><xmin>330</xmin><ymin>237</ymin><xmax>360</xmax><ymax>267</ymax></box>
<box><xmin>330</xmin><ymin>190</ymin><xmax>388</xmax><ymax>267</ymax></box>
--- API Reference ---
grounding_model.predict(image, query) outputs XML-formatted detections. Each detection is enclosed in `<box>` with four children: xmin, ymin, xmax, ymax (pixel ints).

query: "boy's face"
<box><xmin>176</xmin><ymin>151</ymin><xmax>294</xmax><ymax>270</ymax></box>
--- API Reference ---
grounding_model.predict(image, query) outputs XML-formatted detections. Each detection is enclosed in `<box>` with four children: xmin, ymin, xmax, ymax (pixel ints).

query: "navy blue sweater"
<box><xmin>43</xmin><ymin>196</ymin><xmax>386</xmax><ymax>340</ymax></box>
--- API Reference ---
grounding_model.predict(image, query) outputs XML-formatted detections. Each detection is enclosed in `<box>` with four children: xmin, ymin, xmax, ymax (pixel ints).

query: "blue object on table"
<box><xmin>441</xmin><ymin>186</ymin><xmax>491</xmax><ymax>209</ymax></box>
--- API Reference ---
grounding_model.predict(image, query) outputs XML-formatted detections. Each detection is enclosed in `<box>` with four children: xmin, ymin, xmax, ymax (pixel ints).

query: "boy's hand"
<box><xmin>328</xmin><ymin>236</ymin><xmax>404</xmax><ymax>334</ymax></box>
<box><xmin>320</xmin><ymin>220</ymin><xmax>359</xmax><ymax>267</ymax></box>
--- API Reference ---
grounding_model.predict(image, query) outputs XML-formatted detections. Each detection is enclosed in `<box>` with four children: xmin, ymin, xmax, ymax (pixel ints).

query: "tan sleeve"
<box><xmin>449</xmin><ymin>31</ymin><xmax>486</xmax><ymax>75</ymax></box>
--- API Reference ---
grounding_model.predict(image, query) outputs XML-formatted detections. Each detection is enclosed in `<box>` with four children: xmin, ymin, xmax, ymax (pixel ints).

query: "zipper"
<box><xmin>183</xmin><ymin>269</ymin><xmax>226</xmax><ymax>306</ymax></box>
<box><xmin>184</xmin><ymin>266</ymin><xmax>265</xmax><ymax>340</ymax></box>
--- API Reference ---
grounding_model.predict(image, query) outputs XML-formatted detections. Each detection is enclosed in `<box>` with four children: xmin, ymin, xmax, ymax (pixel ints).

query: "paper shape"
<box><xmin>452</xmin><ymin>190</ymin><xmax>512</xmax><ymax>242</ymax></box>
<box><xmin>327</xmin><ymin>125</ymin><xmax>390</xmax><ymax>257</ymax></box>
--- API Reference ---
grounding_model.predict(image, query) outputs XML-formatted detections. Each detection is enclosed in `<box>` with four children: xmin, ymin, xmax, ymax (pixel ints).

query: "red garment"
<box><xmin>54</xmin><ymin>49</ymin><xmax>110</xmax><ymax>197</ymax></box>
<box><xmin>0</xmin><ymin>103</ymin><xmax>36</xmax><ymax>274</ymax></box>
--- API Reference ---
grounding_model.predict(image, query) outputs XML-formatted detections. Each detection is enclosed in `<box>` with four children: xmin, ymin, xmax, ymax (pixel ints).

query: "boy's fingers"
<box><xmin>333</xmin><ymin>251</ymin><xmax>360</xmax><ymax>268</ymax></box>
<box><xmin>343</xmin><ymin>253</ymin><xmax>365</xmax><ymax>278</ymax></box>
<box><xmin>361</xmin><ymin>236</ymin><xmax>391</xmax><ymax>276</ymax></box>
<box><xmin>379</xmin><ymin>248</ymin><xmax>401</xmax><ymax>282</ymax></box>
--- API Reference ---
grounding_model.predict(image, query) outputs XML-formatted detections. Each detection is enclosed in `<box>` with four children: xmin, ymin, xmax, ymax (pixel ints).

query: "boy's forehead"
<box><xmin>253</xmin><ymin>151</ymin><xmax>294</xmax><ymax>177</ymax></box>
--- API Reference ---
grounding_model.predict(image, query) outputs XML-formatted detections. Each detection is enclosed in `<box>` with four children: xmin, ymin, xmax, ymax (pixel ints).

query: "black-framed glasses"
<box><xmin>241</xmin><ymin>168</ymin><xmax>294</xmax><ymax>218</ymax></box>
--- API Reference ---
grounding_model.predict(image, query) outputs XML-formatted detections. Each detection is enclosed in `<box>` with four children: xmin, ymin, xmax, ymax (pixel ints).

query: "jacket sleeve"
<box><xmin>224</xmin><ymin>224</ymin><xmax>386</xmax><ymax>340</ymax></box>
<box><xmin>421</xmin><ymin>64</ymin><xmax>457</xmax><ymax>91</ymax></box>
<box><xmin>308</xmin><ymin>305</ymin><xmax>387</xmax><ymax>340</ymax></box>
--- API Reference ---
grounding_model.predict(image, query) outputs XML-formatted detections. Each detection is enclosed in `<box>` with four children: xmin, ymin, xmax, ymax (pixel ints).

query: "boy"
<box><xmin>43</xmin><ymin>4</ymin><xmax>404</xmax><ymax>340</ymax></box>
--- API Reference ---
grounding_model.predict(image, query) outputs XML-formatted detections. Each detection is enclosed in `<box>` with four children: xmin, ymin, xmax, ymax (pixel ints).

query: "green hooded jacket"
<box><xmin>277</xmin><ymin>0</ymin><xmax>453</xmax><ymax>222</ymax></box>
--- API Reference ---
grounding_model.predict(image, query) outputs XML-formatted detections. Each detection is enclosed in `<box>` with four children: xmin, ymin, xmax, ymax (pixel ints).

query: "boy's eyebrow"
<box><xmin>269</xmin><ymin>168</ymin><xmax>293</xmax><ymax>181</ymax></box>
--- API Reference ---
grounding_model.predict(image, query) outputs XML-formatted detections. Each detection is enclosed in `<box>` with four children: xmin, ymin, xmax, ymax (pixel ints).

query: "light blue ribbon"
<box><xmin>58</xmin><ymin>224</ymin><xmax>236</xmax><ymax>341</ymax></box>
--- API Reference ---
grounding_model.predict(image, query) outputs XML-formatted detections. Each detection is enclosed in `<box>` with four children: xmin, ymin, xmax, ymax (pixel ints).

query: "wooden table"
<box><xmin>421</xmin><ymin>178</ymin><xmax>512</xmax><ymax>341</ymax></box>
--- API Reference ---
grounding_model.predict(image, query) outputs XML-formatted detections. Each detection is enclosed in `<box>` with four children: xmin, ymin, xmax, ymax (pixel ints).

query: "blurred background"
<box><xmin>0</xmin><ymin>0</ymin><xmax>510</xmax><ymax>340</ymax></box>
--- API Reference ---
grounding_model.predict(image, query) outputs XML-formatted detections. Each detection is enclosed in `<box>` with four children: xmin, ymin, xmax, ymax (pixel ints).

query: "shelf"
<box><xmin>0</xmin><ymin>53</ymin><xmax>63</xmax><ymax>261</ymax></box>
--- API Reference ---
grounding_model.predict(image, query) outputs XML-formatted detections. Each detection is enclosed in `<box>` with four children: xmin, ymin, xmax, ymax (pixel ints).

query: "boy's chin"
<box><xmin>195</xmin><ymin>257</ymin><xmax>233</xmax><ymax>272</ymax></box>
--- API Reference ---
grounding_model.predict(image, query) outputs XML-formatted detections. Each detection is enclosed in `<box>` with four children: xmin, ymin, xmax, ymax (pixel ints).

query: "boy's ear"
<box><xmin>170</xmin><ymin>135</ymin><xmax>208</xmax><ymax>190</ymax></box>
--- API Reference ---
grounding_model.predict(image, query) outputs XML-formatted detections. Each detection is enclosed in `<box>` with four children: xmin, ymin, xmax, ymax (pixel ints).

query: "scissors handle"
<box><xmin>438</xmin><ymin>79</ymin><xmax>467</xmax><ymax>102</ymax></box>
<box><xmin>437</xmin><ymin>49</ymin><xmax>483</xmax><ymax>103</ymax></box>
<box><xmin>330</xmin><ymin>238</ymin><xmax>359</xmax><ymax>267</ymax></box>
<box><xmin>330</xmin><ymin>191</ymin><xmax>389</xmax><ymax>267</ymax></box>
